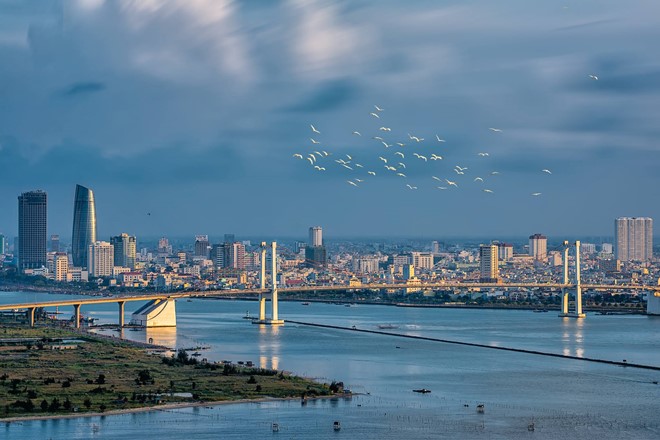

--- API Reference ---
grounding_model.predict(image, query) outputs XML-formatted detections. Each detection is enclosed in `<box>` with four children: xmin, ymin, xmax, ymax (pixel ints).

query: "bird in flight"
<box><xmin>446</xmin><ymin>179</ymin><xmax>458</xmax><ymax>187</ymax></box>
<box><xmin>378</xmin><ymin>156</ymin><xmax>387</xmax><ymax>163</ymax></box>
<box><xmin>314</xmin><ymin>166</ymin><xmax>325</xmax><ymax>171</ymax></box>
<box><xmin>310</xmin><ymin>138</ymin><xmax>320</xmax><ymax>144</ymax></box>
<box><xmin>381</xmin><ymin>141</ymin><xmax>392</xmax><ymax>148</ymax></box>
<box><xmin>395</xmin><ymin>152</ymin><xmax>405</xmax><ymax>158</ymax></box>
<box><xmin>310</xmin><ymin>124</ymin><xmax>320</xmax><ymax>134</ymax></box>
<box><xmin>370</xmin><ymin>112</ymin><xmax>380</xmax><ymax>118</ymax></box>
<box><xmin>436</xmin><ymin>186</ymin><xmax>447</xmax><ymax>190</ymax></box>
<box><xmin>368</xmin><ymin>171</ymin><xmax>376</xmax><ymax>176</ymax></box>
<box><xmin>491</xmin><ymin>171</ymin><xmax>500</xmax><ymax>175</ymax></box>
<box><xmin>542</xmin><ymin>169</ymin><xmax>552</xmax><ymax>174</ymax></box>
<box><xmin>430</xmin><ymin>154</ymin><xmax>443</xmax><ymax>160</ymax></box>
<box><xmin>396</xmin><ymin>142</ymin><xmax>406</xmax><ymax>147</ymax></box>
<box><xmin>379</xmin><ymin>127</ymin><xmax>391</xmax><ymax>132</ymax></box>
<box><xmin>436</xmin><ymin>135</ymin><xmax>446</xmax><ymax>143</ymax></box>
<box><xmin>355</xmin><ymin>163</ymin><xmax>363</xmax><ymax>168</ymax></box>
<box><xmin>307</xmin><ymin>157</ymin><xmax>314</xmax><ymax>165</ymax></box>
<box><xmin>293</xmin><ymin>154</ymin><xmax>303</xmax><ymax>159</ymax></box>
<box><xmin>588</xmin><ymin>74</ymin><xmax>598</xmax><ymax>80</ymax></box>
<box><xmin>483</xmin><ymin>189</ymin><xmax>494</xmax><ymax>194</ymax></box>
<box><xmin>474</xmin><ymin>177</ymin><xmax>484</xmax><ymax>182</ymax></box>
<box><xmin>531</xmin><ymin>192</ymin><xmax>542</xmax><ymax>196</ymax></box>
<box><xmin>398</xmin><ymin>162</ymin><xmax>406</xmax><ymax>169</ymax></box>
<box><xmin>432</xmin><ymin>176</ymin><xmax>442</xmax><ymax>182</ymax></box>
<box><xmin>477</xmin><ymin>152</ymin><xmax>489</xmax><ymax>157</ymax></box>
<box><xmin>406</xmin><ymin>184</ymin><xmax>418</xmax><ymax>190</ymax></box>
<box><xmin>397</xmin><ymin>173</ymin><xmax>407</xmax><ymax>178</ymax></box>
<box><xmin>352</xmin><ymin>131</ymin><xmax>361</xmax><ymax>136</ymax></box>
<box><xmin>347</xmin><ymin>180</ymin><xmax>358</xmax><ymax>187</ymax></box>
<box><xmin>346</xmin><ymin>154</ymin><xmax>352</xmax><ymax>160</ymax></box>
<box><xmin>374</xmin><ymin>105</ymin><xmax>384</xmax><ymax>112</ymax></box>
<box><xmin>385</xmin><ymin>165</ymin><xmax>397</xmax><ymax>171</ymax></box>
<box><xmin>489</xmin><ymin>128</ymin><xmax>502</xmax><ymax>132</ymax></box>
<box><xmin>373</xmin><ymin>136</ymin><xmax>384</xmax><ymax>141</ymax></box>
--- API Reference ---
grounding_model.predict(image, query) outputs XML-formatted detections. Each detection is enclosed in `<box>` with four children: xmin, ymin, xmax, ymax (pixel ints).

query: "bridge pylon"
<box><xmin>253</xmin><ymin>241</ymin><xmax>284</xmax><ymax>325</ymax></box>
<box><xmin>559</xmin><ymin>240</ymin><xmax>586</xmax><ymax>318</ymax></box>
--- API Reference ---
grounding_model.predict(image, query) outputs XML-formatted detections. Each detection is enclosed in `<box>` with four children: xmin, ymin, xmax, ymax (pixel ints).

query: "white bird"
<box><xmin>406</xmin><ymin>184</ymin><xmax>418</xmax><ymax>190</ymax></box>
<box><xmin>491</xmin><ymin>171</ymin><xmax>500</xmax><ymax>175</ymax></box>
<box><xmin>370</xmin><ymin>112</ymin><xmax>380</xmax><ymax>118</ymax></box>
<box><xmin>455</xmin><ymin>165</ymin><xmax>468</xmax><ymax>171</ymax></box>
<box><xmin>335</xmin><ymin>159</ymin><xmax>346</xmax><ymax>164</ymax></box>
<box><xmin>396</xmin><ymin>142</ymin><xmax>406</xmax><ymax>147</ymax></box>
<box><xmin>430</xmin><ymin>154</ymin><xmax>443</xmax><ymax>160</ymax></box>
<box><xmin>322</xmin><ymin>151</ymin><xmax>329</xmax><ymax>156</ymax></box>
<box><xmin>395</xmin><ymin>152</ymin><xmax>405</xmax><ymax>158</ymax></box>
<box><xmin>307</xmin><ymin>157</ymin><xmax>314</xmax><ymax>165</ymax></box>
<box><xmin>531</xmin><ymin>192</ymin><xmax>542</xmax><ymax>196</ymax></box>
<box><xmin>385</xmin><ymin>165</ymin><xmax>397</xmax><ymax>171</ymax></box>
<box><xmin>355</xmin><ymin>178</ymin><xmax>363</xmax><ymax>183</ymax></box>
<box><xmin>542</xmin><ymin>169</ymin><xmax>552</xmax><ymax>174</ymax></box>
<box><xmin>355</xmin><ymin>163</ymin><xmax>363</xmax><ymax>168</ymax></box>
<box><xmin>381</xmin><ymin>141</ymin><xmax>392</xmax><ymax>148</ymax></box>
<box><xmin>474</xmin><ymin>177</ymin><xmax>484</xmax><ymax>182</ymax></box>
<box><xmin>373</xmin><ymin>136</ymin><xmax>384</xmax><ymax>141</ymax></box>
<box><xmin>314</xmin><ymin>165</ymin><xmax>325</xmax><ymax>171</ymax></box>
<box><xmin>446</xmin><ymin>179</ymin><xmax>458</xmax><ymax>187</ymax></box>
<box><xmin>309</xmin><ymin>154</ymin><xmax>317</xmax><ymax>162</ymax></box>
<box><xmin>453</xmin><ymin>169</ymin><xmax>464</xmax><ymax>175</ymax></box>
<box><xmin>436</xmin><ymin>135</ymin><xmax>446</xmax><ymax>143</ymax></box>
<box><xmin>412</xmin><ymin>136</ymin><xmax>424</xmax><ymax>142</ymax></box>
<box><xmin>398</xmin><ymin>162</ymin><xmax>406</xmax><ymax>169</ymax></box>
<box><xmin>352</xmin><ymin>131</ymin><xmax>361</xmax><ymax>136</ymax></box>
<box><xmin>293</xmin><ymin>154</ymin><xmax>303</xmax><ymax>159</ymax></box>
<box><xmin>379</xmin><ymin>127</ymin><xmax>391</xmax><ymax>132</ymax></box>
<box><xmin>342</xmin><ymin>164</ymin><xmax>353</xmax><ymax>170</ymax></box>
<box><xmin>432</xmin><ymin>176</ymin><xmax>442</xmax><ymax>181</ymax></box>
<box><xmin>413</xmin><ymin>152</ymin><xmax>420</xmax><ymax>158</ymax></box>
<box><xmin>417</xmin><ymin>155</ymin><xmax>428</xmax><ymax>162</ymax></box>
<box><xmin>489</xmin><ymin>128</ymin><xmax>502</xmax><ymax>132</ymax></box>
<box><xmin>346</xmin><ymin>154</ymin><xmax>352</xmax><ymax>160</ymax></box>
<box><xmin>397</xmin><ymin>173</ymin><xmax>407</xmax><ymax>178</ymax></box>
<box><xmin>367</xmin><ymin>171</ymin><xmax>376</xmax><ymax>176</ymax></box>
<box><xmin>313</xmin><ymin>151</ymin><xmax>322</xmax><ymax>157</ymax></box>
<box><xmin>310</xmin><ymin>138</ymin><xmax>320</xmax><ymax>144</ymax></box>
<box><xmin>437</xmin><ymin>186</ymin><xmax>447</xmax><ymax>190</ymax></box>
<box><xmin>478</xmin><ymin>152</ymin><xmax>489</xmax><ymax>157</ymax></box>
<box><xmin>483</xmin><ymin>189</ymin><xmax>494</xmax><ymax>194</ymax></box>
<box><xmin>374</xmin><ymin>105</ymin><xmax>384</xmax><ymax>112</ymax></box>
<box><xmin>310</xmin><ymin>124</ymin><xmax>320</xmax><ymax>134</ymax></box>
<box><xmin>347</xmin><ymin>180</ymin><xmax>358</xmax><ymax>187</ymax></box>
<box><xmin>588</xmin><ymin>74</ymin><xmax>598</xmax><ymax>80</ymax></box>
<box><xmin>379</xmin><ymin>156</ymin><xmax>387</xmax><ymax>163</ymax></box>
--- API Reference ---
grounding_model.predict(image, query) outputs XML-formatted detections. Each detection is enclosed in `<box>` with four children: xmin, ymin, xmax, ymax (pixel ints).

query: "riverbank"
<box><xmin>0</xmin><ymin>323</ymin><xmax>340</xmax><ymax>420</ymax></box>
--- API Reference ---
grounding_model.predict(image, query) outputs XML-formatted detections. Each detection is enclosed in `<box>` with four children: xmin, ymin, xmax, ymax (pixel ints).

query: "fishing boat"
<box><xmin>412</xmin><ymin>388</ymin><xmax>431</xmax><ymax>393</ymax></box>
<box><xmin>333</xmin><ymin>421</ymin><xmax>341</xmax><ymax>431</ymax></box>
<box><xmin>272</xmin><ymin>423</ymin><xmax>279</xmax><ymax>432</ymax></box>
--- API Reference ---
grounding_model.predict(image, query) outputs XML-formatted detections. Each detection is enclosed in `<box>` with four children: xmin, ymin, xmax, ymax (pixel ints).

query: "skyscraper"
<box><xmin>18</xmin><ymin>190</ymin><xmax>47</xmax><ymax>271</ymax></box>
<box><xmin>479</xmin><ymin>244</ymin><xmax>499</xmax><ymax>283</ymax></box>
<box><xmin>194</xmin><ymin>235</ymin><xmax>210</xmax><ymax>258</ymax></box>
<box><xmin>305</xmin><ymin>226</ymin><xmax>327</xmax><ymax>268</ymax></box>
<box><xmin>615</xmin><ymin>217</ymin><xmax>653</xmax><ymax>261</ymax></box>
<box><xmin>110</xmin><ymin>233</ymin><xmax>137</xmax><ymax>269</ymax></box>
<box><xmin>309</xmin><ymin>226</ymin><xmax>323</xmax><ymax>247</ymax></box>
<box><xmin>529</xmin><ymin>234</ymin><xmax>547</xmax><ymax>261</ymax></box>
<box><xmin>0</xmin><ymin>234</ymin><xmax>5</xmax><ymax>255</ymax></box>
<box><xmin>72</xmin><ymin>184</ymin><xmax>97</xmax><ymax>268</ymax></box>
<box><xmin>88</xmin><ymin>241</ymin><xmax>114</xmax><ymax>277</ymax></box>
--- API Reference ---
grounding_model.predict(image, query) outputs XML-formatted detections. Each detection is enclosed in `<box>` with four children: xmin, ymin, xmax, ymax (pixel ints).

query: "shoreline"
<box><xmin>1</xmin><ymin>394</ymin><xmax>349</xmax><ymax>424</ymax></box>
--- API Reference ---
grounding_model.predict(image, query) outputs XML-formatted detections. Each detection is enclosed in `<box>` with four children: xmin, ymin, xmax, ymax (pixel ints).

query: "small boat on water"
<box><xmin>301</xmin><ymin>302</ymin><xmax>310</xmax><ymax>306</ymax></box>
<box><xmin>413</xmin><ymin>388</ymin><xmax>431</xmax><ymax>394</ymax></box>
<box><xmin>477</xmin><ymin>404</ymin><xmax>485</xmax><ymax>413</ymax></box>
<box><xmin>272</xmin><ymin>423</ymin><xmax>279</xmax><ymax>432</ymax></box>
<box><xmin>333</xmin><ymin>421</ymin><xmax>341</xmax><ymax>431</ymax></box>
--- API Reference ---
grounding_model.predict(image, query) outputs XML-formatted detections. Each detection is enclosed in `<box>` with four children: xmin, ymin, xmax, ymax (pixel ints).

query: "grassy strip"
<box><xmin>0</xmin><ymin>323</ymin><xmax>339</xmax><ymax>419</ymax></box>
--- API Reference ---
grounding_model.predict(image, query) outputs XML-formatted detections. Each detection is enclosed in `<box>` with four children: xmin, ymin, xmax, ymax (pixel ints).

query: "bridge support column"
<box><xmin>252</xmin><ymin>241</ymin><xmax>284</xmax><ymax>325</ymax></box>
<box><xmin>73</xmin><ymin>304</ymin><xmax>81</xmax><ymax>329</ymax></box>
<box><xmin>566</xmin><ymin>241</ymin><xmax>586</xmax><ymax>318</ymax></box>
<box><xmin>118</xmin><ymin>301</ymin><xmax>125</xmax><ymax>327</ymax></box>
<box><xmin>559</xmin><ymin>241</ymin><xmax>570</xmax><ymax>317</ymax></box>
<box><xmin>258</xmin><ymin>243</ymin><xmax>267</xmax><ymax>321</ymax></box>
<box><xmin>27</xmin><ymin>307</ymin><xmax>36</xmax><ymax>327</ymax></box>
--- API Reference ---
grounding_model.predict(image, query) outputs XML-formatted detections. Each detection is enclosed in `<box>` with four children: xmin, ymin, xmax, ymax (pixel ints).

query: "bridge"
<box><xmin>1</xmin><ymin>241</ymin><xmax>659</xmax><ymax>328</ymax></box>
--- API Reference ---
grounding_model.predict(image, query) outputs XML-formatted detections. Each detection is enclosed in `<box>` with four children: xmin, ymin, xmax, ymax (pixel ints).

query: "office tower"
<box><xmin>411</xmin><ymin>252</ymin><xmax>434</xmax><ymax>270</ymax></box>
<box><xmin>88</xmin><ymin>241</ymin><xmax>114</xmax><ymax>277</ymax></box>
<box><xmin>529</xmin><ymin>234</ymin><xmax>547</xmax><ymax>261</ymax></box>
<box><xmin>431</xmin><ymin>240</ymin><xmax>440</xmax><ymax>254</ymax></box>
<box><xmin>224</xmin><ymin>233</ymin><xmax>235</xmax><ymax>244</ymax></box>
<box><xmin>71</xmin><ymin>184</ymin><xmax>97</xmax><ymax>268</ymax></box>
<box><xmin>497</xmin><ymin>243</ymin><xmax>514</xmax><ymax>261</ymax></box>
<box><xmin>0</xmin><ymin>234</ymin><xmax>5</xmax><ymax>254</ymax></box>
<box><xmin>194</xmin><ymin>235</ymin><xmax>210</xmax><ymax>258</ymax></box>
<box><xmin>110</xmin><ymin>233</ymin><xmax>137</xmax><ymax>269</ymax></box>
<box><xmin>50</xmin><ymin>234</ymin><xmax>60</xmax><ymax>252</ymax></box>
<box><xmin>210</xmin><ymin>243</ymin><xmax>226</xmax><ymax>268</ymax></box>
<box><xmin>309</xmin><ymin>226</ymin><xmax>323</xmax><ymax>247</ymax></box>
<box><xmin>479</xmin><ymin>244</ymin><xmax>499</xmax><ymax>283</ymax></box>
<box><xmin>227</xmin><ymin>242</ymin><xmax>246</xmax><ymax>269</ymax></box>
<box><xmin>18</xmin><ymin>190</ymin><xmax>47</xmax><ymax>271</ymax></box>
<box><xmin>615</xmin><ymin>217</ymin><xmax>653</xmax><ymax>261</ymax></box>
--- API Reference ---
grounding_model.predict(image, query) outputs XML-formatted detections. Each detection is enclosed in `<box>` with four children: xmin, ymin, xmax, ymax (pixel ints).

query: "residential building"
<box><xmin>479</xmin><ymin>244</ymin><xmax>499</xmax><ymax>283</ymax></box>
<box><xmin>309</xmin><ymin>226</ymin><xmax>323</xmax><ymax>247</ymax></box>
<box><xmin>615</xmin><ymin>217</ymin><xmax>653</xmax><ymax>261</ymax></box>
<box><xmin>111</xmin><ymin>233</ymin><xmax>137</xmax><ymax>269</ymax></box>
<box><xmin>529</xmin><ymin>234</ymin><xmax>547</xmax><ymax>261</ymax></box>
<box><xmin>88</xmin><ymin>241</ymin><xmax>114</xmax><ymax>277</ymax></box>
<box><xmin>71</xmin><ymin>184</ymin><xmax>97</xmax><ymax>268</ymax></box>
<box><xmin>194</xmin><ymin>235</ymin><xmax>210</xmax><ymax>258</ymax></box>
<box><xmin>411</xmin><ymin>252</ymin><xmax>434</xmax><ymax>270</ymax></box>
<box><xmin>18</xmin><ymin>190</ymin><xmax>47</xmax><ymax>271</ymax></box>
<box><xmin>497</xmin><ymin>243</ymin><xmax>514</xmax><ymax>261</ymax></box>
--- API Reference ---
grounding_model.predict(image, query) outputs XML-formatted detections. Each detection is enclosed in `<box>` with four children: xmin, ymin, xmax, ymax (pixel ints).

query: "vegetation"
<box><xmin>0</xmin><ymin>323</ymin><xmax>335</xmax><ymax>419</ymax></box>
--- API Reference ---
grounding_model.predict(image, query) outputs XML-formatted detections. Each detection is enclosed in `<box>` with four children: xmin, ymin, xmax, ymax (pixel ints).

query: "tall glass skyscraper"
<box><xmin>18</xmin><ymin>190</ymin><xmax>47</xmax><ymax>271</ymax></box>
<box><xmin>72</xmin><ymin>184</ymin><xmax>97</xmax><ymax>268</ymax></box>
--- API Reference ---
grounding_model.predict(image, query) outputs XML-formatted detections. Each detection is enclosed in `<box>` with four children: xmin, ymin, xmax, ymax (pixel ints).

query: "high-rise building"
<box><xmin>601</xmin><ymin>243</ymin><xmax>613</xmax><ymax>254</ymax></box>
<box><xmin>71</xmin><ymin>184</ymin><xmax>97</xmax><ymax>268</ymax></box>
<box><xmin>431</xmin><ymin>240</ymin><xmax>440</xmax><ymax>254</ymax></box>
<box><xmin>110</xmin><ymin>233</ymin><xmax>137</xmax><ymax>269</ymax></box>
<box><xmin>227</xmin><ymin>242</ymin><xmax>246</xmax><ymax>269</ymax></box>
<box><xmin>18</xmin><ymin>190</ymin><xmax>47</xmax><ymax>271</ymax></box>
<box><xmin>53</xmin><ymin>252</ymin><xmax>69</xmax><ymax>281</ymax></box>
<box><xmin>210</xmin><ymin>243</ymin><xmax>226</xmax><ymax>268</ymax></box>
<box><xmin>479</xmin><ymin>244</ymin><xmax>499</xmax><ymax>283</ymax></box>
<box><xmin>615</xmin><ymin>217</ymin><xmax>653</xmax><ymax>261</ymax></box>
<box><xmin>88</xmin><ymin>241</ymin><xmax>114</xmax><ymax>277</ymax></box>
<box><xmin>158</xmin><ymin>237</ymin><xmax>172</xmax><ymax>255</ymax></box>
<box><xmin>0</xmin><ymin>234</ymin><xmax>5</xmax><ymax>255</ymax></box>
<box><xmin>497</xmin><ymin>243</ymin><xmax>514</xmax><ymax>261</ymax></box>
<box><xmin>309</xmin><ymin>226</ymin><xmax>323</xmax><ymax>247</ymax></box>
<box><xmin>411</xmin><ymin>252</ymin><xmax>434</xmax><ymax>270</ymax></box>
<box><xmin>50</xmin><ymin>234</ymin><xmax>60</xmax><ymax>252</ymax></box>
<box><xmin>194</xmin><ymin>235</ymin><xmax>210</xmax><ymax>258</ymax></box>
<box><xmin>529</xmin><ymin>234</ymin><xmax>547</xmax><ymax>261</ymax></box>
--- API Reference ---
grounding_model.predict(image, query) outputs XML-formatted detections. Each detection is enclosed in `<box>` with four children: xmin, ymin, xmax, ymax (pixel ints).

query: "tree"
<box><xmin>247</xmin><ymin>375</ymin><xmax>257</xmax><ymax>384</ymax></box>
<box><xmin>83</xmin><ymin>398</ymin><xmax>92</xmax><ymax>409</ymax></box>
<box><xmin>40</xmin><ymin>399</ymin><xmax>48</xmax><ymax>411</ymax></box>
<box><xmin>95</xmin><ymin>374</ymin><xmax>106</xmax><ymax>385</ymax></box>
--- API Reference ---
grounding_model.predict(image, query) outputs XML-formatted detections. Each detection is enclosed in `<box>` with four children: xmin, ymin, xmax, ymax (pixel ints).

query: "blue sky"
<box><xmin>0</xmin><ymin>0</ymin><xmax>659</xmax><ymax>240</ymax></box>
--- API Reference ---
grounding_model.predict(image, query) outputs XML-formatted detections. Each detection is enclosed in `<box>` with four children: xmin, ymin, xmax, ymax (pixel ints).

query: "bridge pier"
<box><xmin>253</xmin><ymin>241</ymin><xmax>284</xmax><ymax>325</ymax></box>
<box><xmin>73</xmin><ymin>304</ymin><xmax>81</xmax><ymax>328</ymax></box>
<box><xmin>118</xmin><ymin>301</ymin><xmax>125</xmax><ymax>327</ymax></box>
<box><xmin>559</xmin><ymin>241</ymin><xmax>570</xmax><ymax>317</ymax></box>
<box><xmin>560</xmin><ymin>240</ymin><xmax>586</xmax><ymax>318</ymax></box>
<box><xmin>27</xmin><ymin>307</ymin><xmax>35</xmax><ymax>327</ymax></box>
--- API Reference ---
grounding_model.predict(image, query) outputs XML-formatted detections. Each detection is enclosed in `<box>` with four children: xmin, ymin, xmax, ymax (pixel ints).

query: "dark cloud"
<box><xmin>61</xmin><ymin>81</ymin><xmax>106</xmax><ymax>97</ymax></box>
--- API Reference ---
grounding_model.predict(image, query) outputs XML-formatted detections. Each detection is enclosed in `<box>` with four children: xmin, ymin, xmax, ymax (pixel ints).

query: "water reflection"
<box><xmin>258</xmin><ymin>324</ymin><xmax>281</xmax><ymax>370</ymax></box>
<box><xmin>146</xmin><ymin>327</ymin><xmax>178</xmax><ymax>347</ymax></box>
<box><xmin>559</xmin><ymin>316</ymin><xmax>585</xmax><ymax>357</ymax></box>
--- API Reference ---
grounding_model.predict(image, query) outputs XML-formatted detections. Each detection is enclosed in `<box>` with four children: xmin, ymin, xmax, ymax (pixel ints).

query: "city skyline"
<box><xmin>1</xmin><ymin>2</ymin><xmax>659</xmax><ymax>237</ymax></box>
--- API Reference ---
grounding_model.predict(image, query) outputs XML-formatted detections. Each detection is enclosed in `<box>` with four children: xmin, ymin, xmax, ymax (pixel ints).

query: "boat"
<box><xmin>301</xmin><ymin>302</ymin><xmax>310</xmax><ymax>306</ymax></box>
<box><xmin>243</xmin><ymin>311</ymin><xmax>252</xmax><ymax>319</ymax></box>
<box><xmin>272</xmin><ymin>423</ymin><xmax>279</xmax><ymax>432</ymax></box>
<box><xmin>378</xmin><ymin>324</ymin><xmax>399</xmax><ymax>329</ymax></box>
<box><xmin>412</xmin><ymin>388</ymin><xmax>431</xmax><ymax>393</ymax></box>
<box><xmin>477</xmin><ymin>404</ymin><xmax>485</xmax><ymax>413</ymax></box>
<box><xmin>333</xmin><ymin>421</ymin><xmax>341</xmax><ymax>431</ymax></box>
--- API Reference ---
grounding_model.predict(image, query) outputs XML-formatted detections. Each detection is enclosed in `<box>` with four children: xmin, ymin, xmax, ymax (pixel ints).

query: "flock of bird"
<box><xmin>293</xmin><ymin>74</ymin><xmax>598</xmax><ymax>195</ymax></box>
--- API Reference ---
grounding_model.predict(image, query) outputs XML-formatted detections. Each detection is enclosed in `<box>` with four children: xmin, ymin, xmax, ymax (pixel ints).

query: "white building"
<box><xmin>601</xmin><ymin>243</ymin><xmax>613</xmax><ymax>254</ymax></box>
<box><xmin>411</xmin><ymin>252</ymin><xmax>434</xmax><ymax>270</ymax></box>
<box><xmin>353</xmin><ymin>257</ymin><xmax>380</xmax><ymax>274</ymax></box>
<box><xmin>479</xmin><ymin>244</ymin><xmax>499</xmax><ymax>282</ymax></box>
<box><xmin>88</xmin><ymin>241</ymin><xmax>114</xmax><ymax>277</ymax></box>
<box><xmin>529</xmin><ymin>234</ymin><xmax>547</xmax><ymax>261</ymax></box>
<box><xmin>615</xmin><ymin>217</ymin><xmax>653</xmax><ymax>261</ymax></box>
<box><xmin>309</xmin><ymin>226</ymin><xmax>323</xmax><ymax>247</ymax></box>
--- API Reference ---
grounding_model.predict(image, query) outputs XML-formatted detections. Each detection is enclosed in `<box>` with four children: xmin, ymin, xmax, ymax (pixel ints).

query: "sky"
<box><xmin>1</xmin><ymin>0</ymin><xmax>659</xmax><ymax>241</ymax></box>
